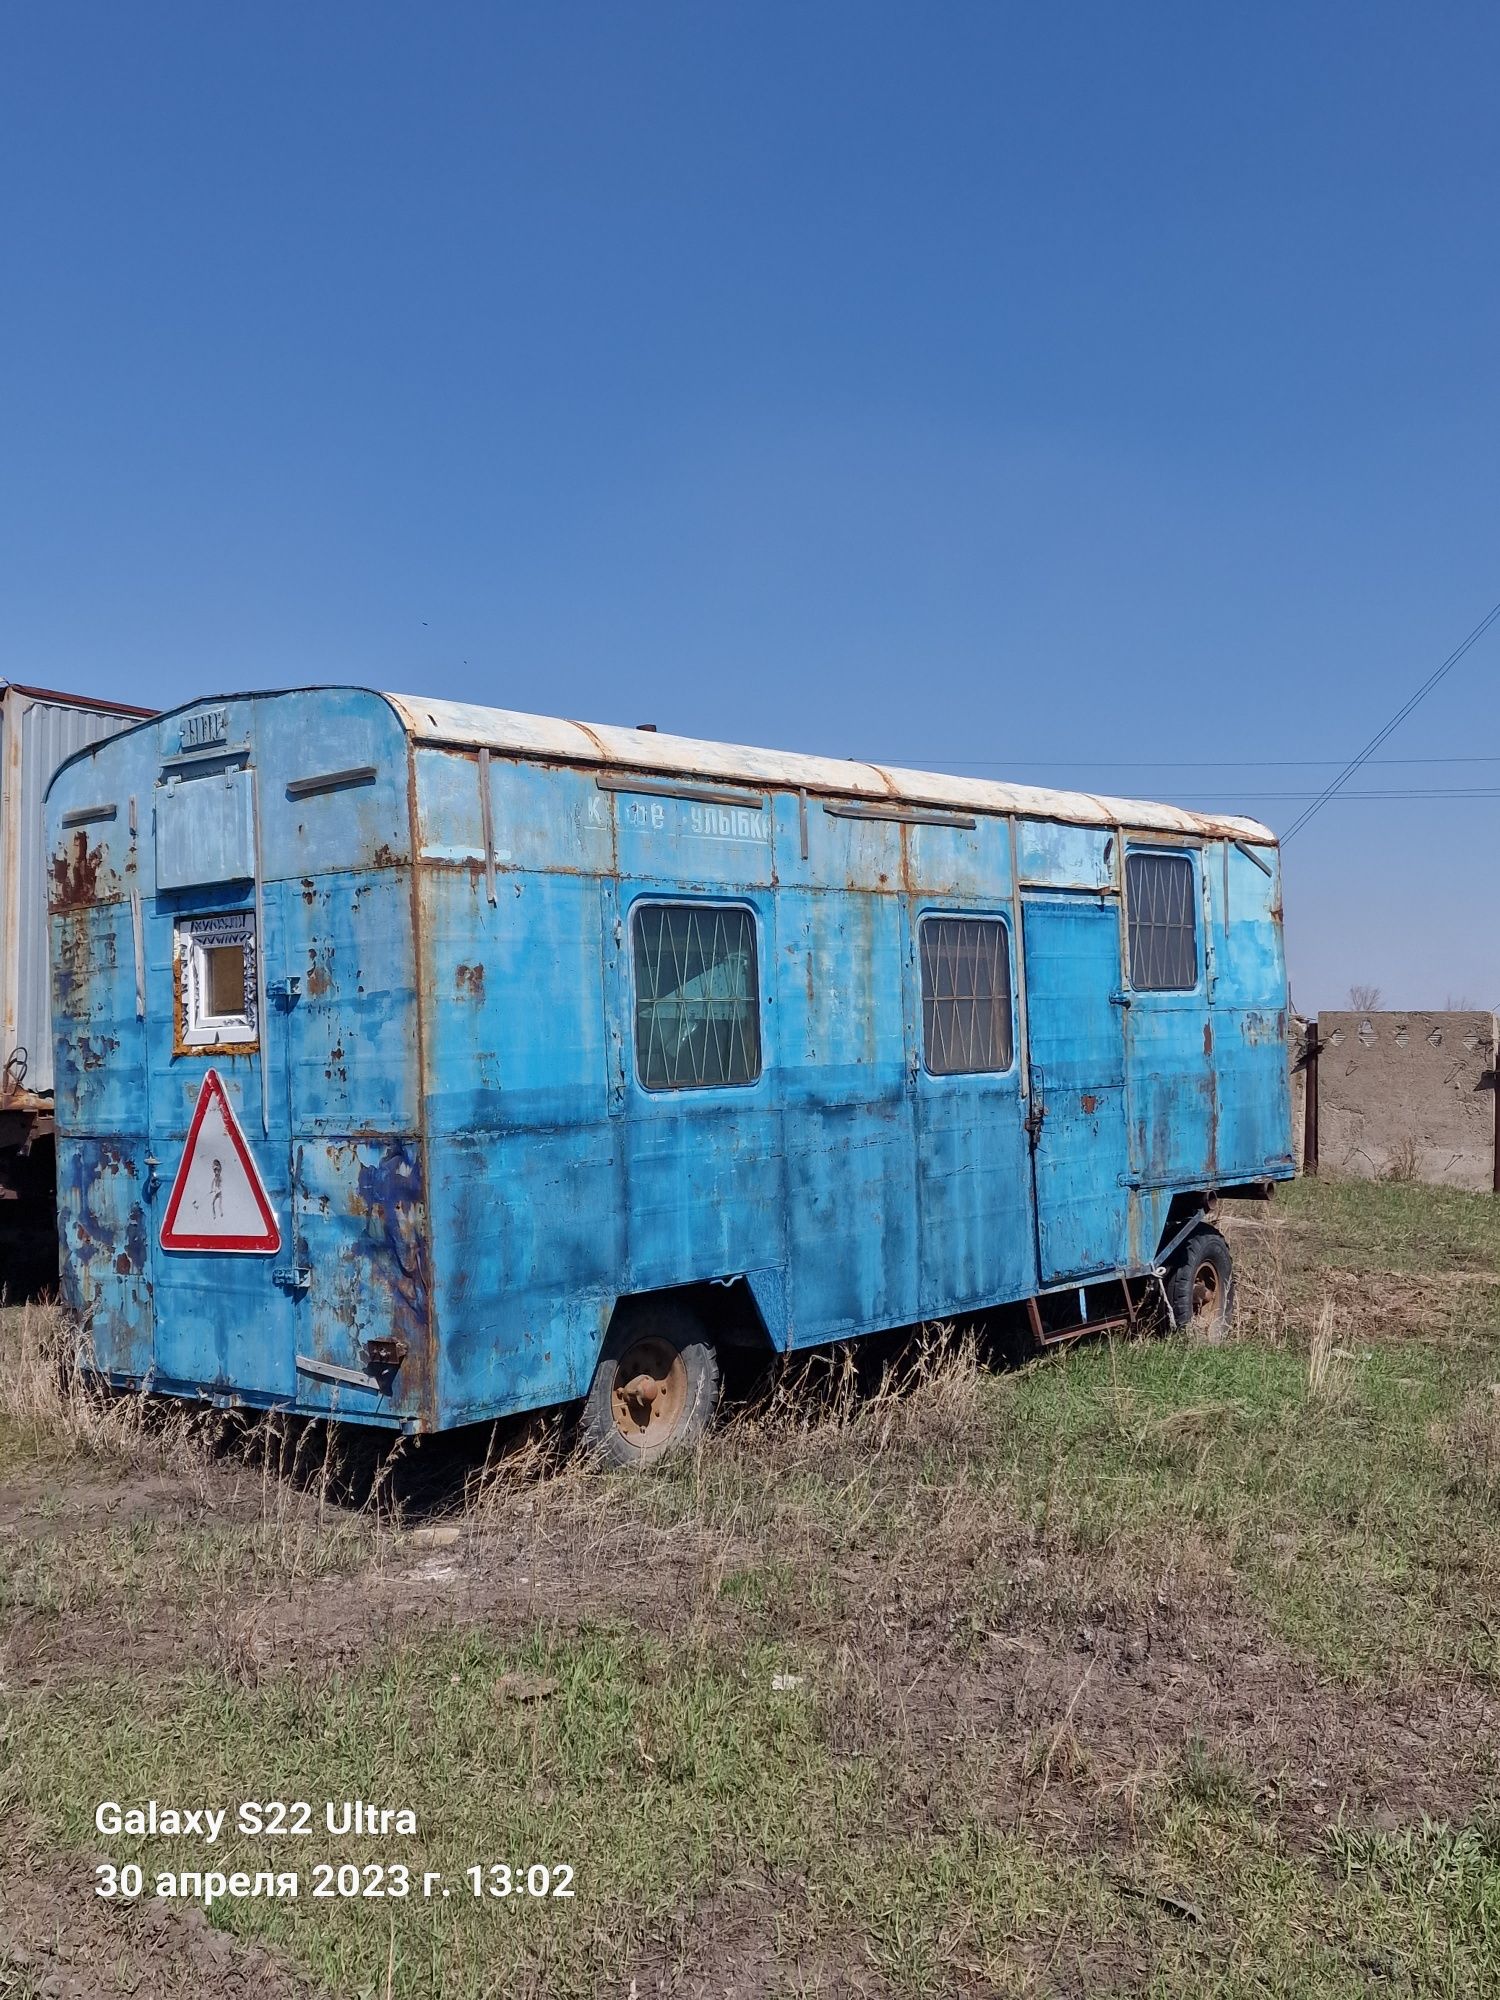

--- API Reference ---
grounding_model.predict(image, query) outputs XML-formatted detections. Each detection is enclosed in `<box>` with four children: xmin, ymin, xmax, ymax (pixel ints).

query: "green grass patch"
<box><xmin>1002</xmin><ymin>1332</ymin><xmax>1500</xmax><ymax>1681</ymax></box>
<box><xmin>2</xmin><ymin>1625</ymin><xmax>886</xmax><ymax>1997</ymax></box>
<box><xmin>6</xmin><ymin>1180</ymin><xmax>1500</xmax><ymax>1993</ymax></box>
<box><xmin>642</xmin><ymin>1301</ymin><xmax>1500</xmax><ymax>1686</ymax></box>
<box><xmin>7</xmin><ymin>1624</ymin><xmax>1500</xmax><ymax>1997</ymax></box>
<box><xmin>1274</xmin><ymin>1176</ymin><xmax>1500</xmax><ymax>1283</ymax></box>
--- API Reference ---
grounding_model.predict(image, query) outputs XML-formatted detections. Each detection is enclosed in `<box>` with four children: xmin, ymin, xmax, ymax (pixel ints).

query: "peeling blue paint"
<box><xmin>45</xmin><ymin>688</ymin><xmax>1294</xmax><ymax>1433</ymax></box>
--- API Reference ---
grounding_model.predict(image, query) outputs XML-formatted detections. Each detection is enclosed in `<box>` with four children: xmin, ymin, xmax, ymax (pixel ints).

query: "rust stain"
<box><xmin>455</xmin><ymin>962</ymin><xmax>484</xmax><ymax>997</ymax></box>
<box><xmin>1080</xmin><ymin>1093</ymin><xmax>1098</xmax><ymax>1114</ymax></box>
<box><xmin>1203</xmin><ymin>1021</ymin><xmax>1214</xmax><ymax>1057</ymax></box>
<box><xmin>50</xmin><ymin>830</ymin><xmax>104</xmax><ymax>910</ymax></box>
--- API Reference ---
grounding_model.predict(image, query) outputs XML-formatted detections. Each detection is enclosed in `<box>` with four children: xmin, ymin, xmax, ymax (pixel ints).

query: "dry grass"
<box><xmin>731</xmin><ymin>1321</ymin><xmax>991</xmax><ymax>1457</ymax></box>
<box><xmin>5</xmin><ymin>1182</ymin><xmax>1500</xmax><ymax>1997</ymax></box>
<box><xmin>0</xmin><ymin>1300</ymin><xmax>211</xmax><ymax>1473</ymax></box>
<box><xmin>1440</xmin><ymin>1386</ymin><xmax>1500</xmax><ymax>1503</ymax></box>
<box><xmin>0</xmin><ymin>1304</ymin><xmax>398</xmax><ymax>1613</ymax></box>
<box><xmin>1383</xmin><ymin>1135</ymin><xmax>1423</xmax><ymax>1184</ymax></box>
<box><xmin>1221</xmin><ymin>1210</ymin><xmax>1291</xmax><ymax>1346</ymax></box>
<box><xmin>1305</xmin><ymin>1297</ymin><xmax>1355</xmax><ymax>1403</ymax></box>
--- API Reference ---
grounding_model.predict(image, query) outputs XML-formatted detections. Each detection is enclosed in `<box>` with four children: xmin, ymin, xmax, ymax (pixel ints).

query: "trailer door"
<box><xmin>1020</xmin><ymin>891</ymin><xmax>1130</xmax><ymax>1283</ymax></box>
<box><xmin>145</xmin><ymin>756</ymin><xmax>295</xmax><ymax>1399</ymax></box>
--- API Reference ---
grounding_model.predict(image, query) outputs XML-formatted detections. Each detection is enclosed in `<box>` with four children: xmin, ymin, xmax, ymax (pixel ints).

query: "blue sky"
<box><xmin>4</xmin><ymin>2</ymin><xmax>1497</xmax><ymax>1011</ymax></box>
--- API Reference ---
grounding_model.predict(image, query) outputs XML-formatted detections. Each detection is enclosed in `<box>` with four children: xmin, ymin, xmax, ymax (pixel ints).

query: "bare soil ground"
<box><xmin>3</xmin><ymin>1177</ymin><xmax>1500</xmax><ymax>1998</ymax></box>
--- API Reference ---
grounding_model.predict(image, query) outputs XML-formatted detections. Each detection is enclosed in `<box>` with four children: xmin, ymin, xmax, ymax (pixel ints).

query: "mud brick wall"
<box><xmin>1315</xmin><ymin>1011</ymin><xmax>1499</xmax><ymax>1192</ymax></box>
<box><xmin>1288</xmin><ymin>1016</ymin><xmax>1308</xmax><ymax>1173</ymax></box>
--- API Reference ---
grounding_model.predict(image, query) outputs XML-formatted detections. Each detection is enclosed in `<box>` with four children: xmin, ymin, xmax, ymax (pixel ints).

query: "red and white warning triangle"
<box><xmin>159</xmin><ymin>1067</ymin><xmax>281</xmax><ymax>1254</ymax></box>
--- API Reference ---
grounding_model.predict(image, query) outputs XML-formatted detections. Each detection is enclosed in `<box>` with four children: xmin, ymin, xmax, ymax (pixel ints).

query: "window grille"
<box><xmin>1126</xmin><ymin>850</ymin><xmax>1198</xmax><ymax>991</ymax></box>
<box><xmin>632</xmin><ymin>902</ymin><xmax>761</xmax><ymax>1090</ymax></box>
<box><xmin>919</xmin><ymin>916</ymin><xmax>1013</xmax><ymax>1075</ymax></box>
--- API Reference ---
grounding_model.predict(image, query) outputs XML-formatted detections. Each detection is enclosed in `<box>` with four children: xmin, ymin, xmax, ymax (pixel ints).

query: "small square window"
<box><xmin>1126</xmin><ymin>850</ymin><xmax>1199</xmax><ymax>991</ymax></box>
<box><xmin>206</xmin><ymin>943</ymin><xmax>247</xmax><ymax>1017</ymax></box>
<box><xmin>175</xmin><ymin>913</ymin><xmax>258</xmax><ymax>1051</ymax></box>
<box><xmin>920</xmin><ymin>915</ymin><xmax>1014</xmax><ymax>1074</ymax></box>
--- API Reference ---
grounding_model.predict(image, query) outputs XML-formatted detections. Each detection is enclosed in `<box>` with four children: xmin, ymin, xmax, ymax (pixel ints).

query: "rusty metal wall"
<box><xmin>2</xmin><ymin>688</ymin><xmax>145</xmax><ymax>1098</ymax></box>
<box><xmin>47</xmin><ymin>689</ymin><xmax>430</xmax><ymax>1426</ymax></box>
<box><xmin>47</xmin><ymin>684</ymin><xmax>1297</xmax><ymax>1437</ymax></box>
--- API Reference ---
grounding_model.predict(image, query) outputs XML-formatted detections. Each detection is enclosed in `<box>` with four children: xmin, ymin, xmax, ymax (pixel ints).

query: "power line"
<box><xmin>1170</xmin><ymin>787</ymin><xmax>1500</xmax><ymax>802</ymax></box>
<box><xmin>1280</xmin><ymin>596</ymin><xmax>1500</xmax><ymax>842</ymax></box>
<box><xmin>873</xmin><ymin>753</ymin><xmax>1500</xmax><ymax>772</ymax></box>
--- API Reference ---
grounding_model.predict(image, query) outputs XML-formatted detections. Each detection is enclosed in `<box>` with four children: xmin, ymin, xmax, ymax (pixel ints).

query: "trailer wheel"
<box><xmin>1164</xmin><ymin>1227</ymin><xmax>1234</xmax><ymax>1341</ymax></box>
<box><xmin>580</xmin><ymin>1302</ymin><xmax>721</xmax><ymax>1468</ymax></box>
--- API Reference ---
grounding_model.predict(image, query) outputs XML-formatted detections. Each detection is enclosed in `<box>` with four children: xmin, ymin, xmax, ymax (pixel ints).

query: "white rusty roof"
<box><xmin>382</xmin><ymin>692</ymin><xmax>1275</xmax><ymax>843</ymax></box>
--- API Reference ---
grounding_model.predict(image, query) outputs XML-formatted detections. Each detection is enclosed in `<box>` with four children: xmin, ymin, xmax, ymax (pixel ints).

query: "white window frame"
<box><xmin>175</xmin><ymin>912</ymin><xmax>259</xmax><ymax>1051</ymax></box>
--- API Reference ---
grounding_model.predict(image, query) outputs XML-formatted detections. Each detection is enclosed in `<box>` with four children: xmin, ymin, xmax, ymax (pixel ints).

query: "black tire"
<box><xmin>1164</xmin><ymin>1226</ymin><xmax>1234</xmax><ymax>1341</ymax></box>
<box><xmin>580</xmin><ymin>1300</ymin><xmax>721</xmax><ymax>1468</ymax></box>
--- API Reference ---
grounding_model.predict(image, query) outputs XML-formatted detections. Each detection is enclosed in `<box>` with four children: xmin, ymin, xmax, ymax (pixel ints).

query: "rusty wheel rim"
<box><xmin>1190</xmin><ymin>1260</ymin><xmax>1223</xmax><ymax>1328</ymax></box>
<box><xmin>609</xmin><ymin>1336</ymin><xmax>689</xmax><ymax>1446</ymax></box>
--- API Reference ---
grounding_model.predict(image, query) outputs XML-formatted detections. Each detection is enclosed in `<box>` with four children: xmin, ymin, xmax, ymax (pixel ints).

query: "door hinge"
<box><xmin>272</xmin><ymin>1264</ymin><xmax>312</xmax><ymax>1293</ymax></box>
<box><xmin>1109</xmin><ymin>990</ymin><xmax>1133</xmax><ymax>1008</ymax></box>
<box><xmin>267</xmin><ymin>976</ymin><xmax>301</xmax><ymax>1005</ymax></box>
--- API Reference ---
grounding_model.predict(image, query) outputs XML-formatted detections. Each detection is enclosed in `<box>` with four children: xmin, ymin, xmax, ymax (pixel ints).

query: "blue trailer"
<box><xmin>45</xmin><ymin>688</ymin><xmax>1293</xmax><ymax>1460</ymax></box>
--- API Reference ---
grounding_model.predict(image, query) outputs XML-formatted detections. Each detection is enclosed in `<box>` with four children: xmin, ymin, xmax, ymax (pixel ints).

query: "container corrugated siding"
<box><xmin>12</xmin><ymin>696</ymin><xmax>139</xmax><ymax>1093</ymax></box>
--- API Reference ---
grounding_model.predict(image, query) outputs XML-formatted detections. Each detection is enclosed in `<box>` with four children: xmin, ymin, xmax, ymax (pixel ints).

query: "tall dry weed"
<box><xmin>1439</xmin><ymin>1387</ymin><xmax>1500</xmax><ymax>1502</ymax></box>
<box><xmin>731</xmin><ymin>1323</ymin><xmax>992</xmax><ymax>1468</ymax></box>
<box><xmin>0</xmin><ymin>1300</ymin><xmax>203</xmax><ymax>1469</ymax></box>
<box><xmin>0</xmin><ymin>1303</ymin><xmax>396</xmax><ymax>1585</ymax></box>
<box><xmin>1382</xmin><ymin>1137</ymin><xmax>1421</xmax><ymax>1185</ymax></box>
<box><xmin>1221</xmin><ymin>1214</ymin><xmax>1290</xmax><ymax>1347</ymax></box>
<box><xmin>1306</xmin><ymin>1297</ymin><xmax>1352</xmax><ymax>1404</ymax></box>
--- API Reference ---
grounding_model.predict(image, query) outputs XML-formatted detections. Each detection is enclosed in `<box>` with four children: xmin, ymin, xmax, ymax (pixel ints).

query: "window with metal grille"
<box><xmin>632</xmin><ymin>902</ymin><xmax>762</xmax><ymax>1090</ymax></box>
<box><xmin>1126</xmin><ymin>850</ymin><xmax>1199</xmax><ymax>991</ymax></box>
<box><xmin>919</xmin><ymin>916</ymin><xmax>1014</xmax><ymax>1075</ymax></box>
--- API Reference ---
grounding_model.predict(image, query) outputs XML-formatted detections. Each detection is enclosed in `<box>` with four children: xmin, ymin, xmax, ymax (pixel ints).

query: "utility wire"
<box><xmin>884</xmin><ymin>753</ymin><xmax>1500</xmax><ymax>771</ymax></box>
<box><xmin>1279</xmin><ymin>596</ymin><xmax>1500</xmax><ymax>842</ymax></box>
<box><xmin>1171</xmin><ymin>787</ymin><xmax>1500</xmax><ymax>802</ymax></box>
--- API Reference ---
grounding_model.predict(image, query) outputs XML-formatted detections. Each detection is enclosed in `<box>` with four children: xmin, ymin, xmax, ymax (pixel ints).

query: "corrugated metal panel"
<box><xmin>380</xmin><ymin>690</ymin><xmax>1277</xmax><ymax>843</ymax></box>
<box><xmin>8</xmin><ymin>692</ymin><xmax>144</xmax><ymax>1094</ymax></box>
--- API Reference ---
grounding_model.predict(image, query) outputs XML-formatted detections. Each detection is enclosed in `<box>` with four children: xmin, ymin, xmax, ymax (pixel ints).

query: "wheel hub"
<box><xmin>1191</xmin><ymin>1261</ymin><xmax>1221</xmax><ymax>1324</ymax></box>
<box><xmin>609</xmin><ymin>1336</ymin><xmax>689</xmax><ymax>1444</ymax></box>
